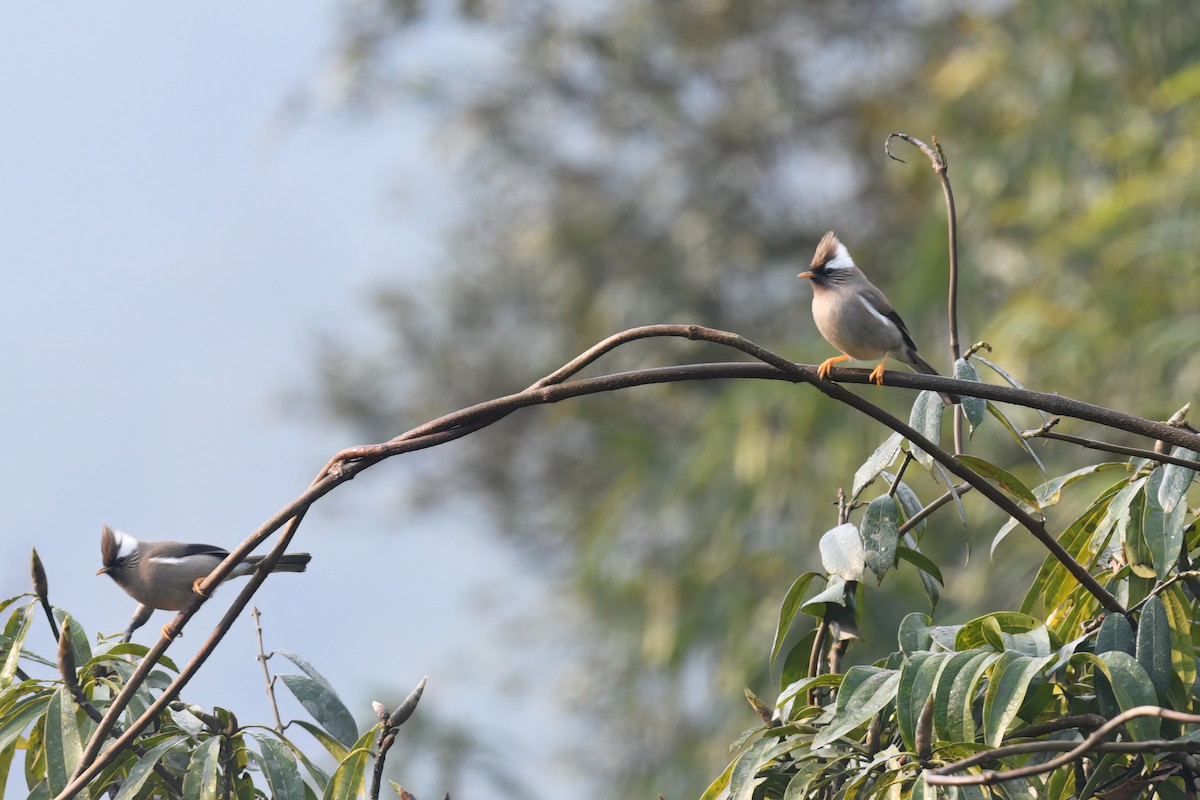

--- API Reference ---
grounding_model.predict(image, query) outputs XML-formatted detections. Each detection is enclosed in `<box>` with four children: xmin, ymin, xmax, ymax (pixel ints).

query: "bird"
<box><xmin>798</xmin><ymin>231</ymin><xmax>958</xmax><ymax>405</ymax></box>
<box><xmin>97</xmin><ymin>525</ymin><xmax>311</xmax><ymax>642</ymax></box>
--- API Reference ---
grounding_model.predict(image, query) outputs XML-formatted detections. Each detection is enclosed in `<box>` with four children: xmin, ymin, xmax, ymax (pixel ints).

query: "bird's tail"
<box><xmin>244</xmin><ymin>553</ymin><xmax>312</xmax><ymax>574</ymax></box>
<box><xmin>905</xmin><ymin>351</ymin><xmax>960</xmax><ymax>406</ymax></box>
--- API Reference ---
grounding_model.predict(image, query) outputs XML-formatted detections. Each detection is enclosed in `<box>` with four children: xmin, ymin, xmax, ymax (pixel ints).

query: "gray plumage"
<box><xmin>800</xmin><ymin>231</ymin><xmax>958</xmax><ymax>404</ymax></box>
<box><xmin>98</xmin><ymin>525</ymin><xmax>311</xmax><ymax>641</ymax></box>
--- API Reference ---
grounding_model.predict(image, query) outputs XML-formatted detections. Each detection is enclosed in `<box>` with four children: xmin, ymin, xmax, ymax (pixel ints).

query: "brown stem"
<box><xmin>251</xmin><ymin>608</ymin><xmax>284</xmax><ymax>734</ymax></box>
<box><xmin>928</xmin><ymin>705</ymin><xmax>1200</xmax><ymax>785</ymax></box>
<box><xmin>1025</xmin><ymin>424</ymin><xmax>1200</xmax><ymax>469</ymax></box>
<box><xmin>806</xmin><ymin>619</ymin><xmax>830</xmax><ymax>706</ymax></box>
<box><xmin>887</xmin><ymin>132</ymin><xmax>963</xmax><ymax>453</ymax></box>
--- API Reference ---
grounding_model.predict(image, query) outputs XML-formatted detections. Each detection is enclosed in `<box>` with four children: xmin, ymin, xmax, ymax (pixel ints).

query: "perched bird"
<box><xmin>97</xmin><ymin>525</ymin><xmax>311</xmax><ymax>641</ymax></box>
<box><xmin>798</xmin><ymin>231</ymin><xmax>958</xmax><ymax>404</ymax></box>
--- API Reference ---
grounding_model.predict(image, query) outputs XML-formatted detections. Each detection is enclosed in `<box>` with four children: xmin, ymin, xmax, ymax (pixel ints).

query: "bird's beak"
<box><xmin>96</xmin><ymin>566</ymin><xmax>111</xmax><ymax>576</ymax></box>
<box><xmin>798</xmin><ymin>271</ymin><xmax>814</xmax><ymax>280</ymax></box>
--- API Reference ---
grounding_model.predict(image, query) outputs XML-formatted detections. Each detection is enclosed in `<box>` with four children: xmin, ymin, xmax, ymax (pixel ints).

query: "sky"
<box><xmin>0</xmin><ymin>3</ymin><xmax>559</xmax><ymax>796</ymax></box>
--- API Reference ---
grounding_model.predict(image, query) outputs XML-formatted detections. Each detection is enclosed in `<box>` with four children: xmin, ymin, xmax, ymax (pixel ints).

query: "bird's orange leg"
<box><xmin>817</xmin><ymin>354</ymin><xmax>851</xmax><ymax>380</ymax></box>
<box><xmin>869</xmin><ymin>355</ymin><xmax>889</xmax><ymax>386</ymax></box>
<box><xmin>162</xmin><ymin>622</ymin><xmax>182</xmax><ymax>640</ymax></box>
<box><xmin>193</xmin><ymin>577</ymin><xmax>210</xmax><ymax>597</ymax></box>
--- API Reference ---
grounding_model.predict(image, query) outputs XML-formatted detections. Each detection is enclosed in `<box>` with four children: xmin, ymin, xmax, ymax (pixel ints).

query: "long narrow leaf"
<box><xmin>812</xmin><ymin>667</ymin><xmax>901</xmax><ymax>748</ymax></box>
<box><xmin>111</xmin><ymin>735</ymin><xmax>188</xmax><ymax>800</ymax></box>
<box><xmin>44</xmin><ymin>686</ymin><xmax>82</xmax><ymax>795</ymax></box>
<box><xmin>0</xmin><ymin>603</ymin><xmax>36</xmax><ymax>689</ymax></box>
<box><xmin>321</xmin><ymin>727</ymin><xmax>377</xmax><ymax>800</ymax></box>
<box><xmin>770</xmin><ymin>573</ymin><xmax>821</xmax><ymax>671</ymax></box>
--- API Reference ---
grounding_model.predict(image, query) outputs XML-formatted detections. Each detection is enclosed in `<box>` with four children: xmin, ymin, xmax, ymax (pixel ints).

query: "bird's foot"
<box><xmin>817</xmin><ymin>355</ymin><xmax>850</xmax><ymax>380</ymax></box>
<box><xmin>162</xmin><ymin>623</ymin><xmax>182</xmax><ymax>640</ymax></box>
<box><xmin>193</xmin><ymin>577</ymin><xmax>210</xmax><ymax>598</ymax></box>
<box><xmin>869</xmin><ymin>363</ymin><xmax>887</xmax><ymax>386</ymax></box>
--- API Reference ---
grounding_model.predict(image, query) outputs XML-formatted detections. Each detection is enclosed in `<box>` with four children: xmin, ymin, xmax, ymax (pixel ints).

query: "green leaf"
<box><xmin>1143</xmin><ymin>468</ymin><xmax>1184</xmax><ymax>579</ymax></box>
<box><xmin>982</xmin><ymin>652</ymin><xmax>1055</xmax><ymax>747</ymax></box>
<box><xmin>984</xmin><ymin>401</ymin><xmax>1048</xmax><ymax>477</ymax></box>
<box><xmin>906</xmin><ymin>391</ymin><xmax>943</xmax><ymax>470</ymax></box>
<box><xmin>954</xmin><ymin>358</ymin><xmax>986</xmax><ymax>432</ymax></box>
<box><xmin>861</xmin><ymin>495</ymin><xmax>900</xmax><ymax>584</ymax></box>
<box><xmin>936</xmin><ymin>650</ymin><xmax>999</xmax><ymax>743</ymax></box>
<box><xmin>851</xmin><ymin>432</ymin><xmax>903</xmax><ymax>502</ymax></box>
<box><xmin>770</xmin><ymin>572</ymin><xmax>822</xmax><ymax>671</ymax></box>
<box><xmin>291</xmin><ymin>720</ymin><xmax>349</xmax><ymax>764</ymax></box>
<box><xmin>818</xmin><ymin>524</ymin><xmax>864</xmax><ymax>582</ymax></box>
<box><xmin>1159</xmin><ymin>585</ymin><xmax>1196</xmax><ymax>709</ymax></box>
<box><xmin>956</xmin><ymin>612</ymin><xmax>1053</xmax><ymax>656</ymax></box>
<box><xmin>895</xmin><ymin>548</ymin><xmax>944</xmax><ymax>589</ymax></box>
<box><xmin>0</xmin><ymin>603</ymin><xmax>36</xmax><ymax>689</ymax></box>
<box><xmin>957</xmin><ymin>454</ymin><xmax>1042</xmax><ymax>514</ymax></box>
<box><xmin>897</xmin><ymin>613</ymin><xmax>933</xmax><ymax>657</ymax></box>
<box><xmin>799</xmin><ymin>576</ymin><xmax>850</xmax><ymax>616</ymax></box>
<box><xmin>321</xmin><ymin>727</ymin><xmax>377</xmax><ymax>800</ymax></box>
<box><xmin>1095</xmin><ymin>612</ymin><xmax>1135</xmax><ymax>655</ymax></box>
<box><xmin>253</xmin><ymin>733</ymin><xmax>308</xmax><ymax>800</ymax></box>
<box><xmin>1091</xmin><ymin>652</ymin><xmax>1161</xmax><ymax>741</ymax></box>
<box><xmin>279</xmin><ymin>674</ymin><xmax>359</xmax><ymax>750</ymax></box>
<box><xmin>699</xmin><ymin>751</ymin><xmax>739</xmax><ymax>800</ymax></box>
<box><xmin>931</xmin><ymin>649</ymin><xmax>993</xmax><ymax>743</ymax></box>
<box><xmin>0</xmin><ymin>690</ymin><xmax>52</xmax><ymax>755</ymax></box>
<box><xmin>811</xmin><ymin>666</ymin><xmax>901</xmax><ymax>748</ymax></box>
<box><xmin>181</xmin><ymin>736</ymin><xmax>222</xmax><ymax>800</ymax></box>
<box><xmin>43</xmin><ymin>686</ymin><xmax>82</xmax><ymax>796</ymax></box>
<box><xmin>1136</xmin><ymin>596</ymin><xmax>1172</xmax><ymax>704</ymax></box>
<box><xmin>897</xmin><ymin>651</ymin><xmax>947</xmax><ymax>752</ymax></box>
<box><xmin>889</xmin><ymin>478</ymin><xmax>927</xmax><ymax>536</ymax></box>
<box><xmin>993</xmin><ymin>463</ymin><xmax>1126</xmax><ymax>557</ymax></box>
<box><xmin>111</xmin><ymin>735</ymin><xmax>188</xmax><ymax>800</ymax></box>
<box><xmin>728</xmin><ymin>738</ymin><xmax>778</xmax><ymax>800</ymax></box>
<box><xmin>1158</xmin><ymin>446</ymin><xmax>1199</xmax><ymax>517</ymax></box>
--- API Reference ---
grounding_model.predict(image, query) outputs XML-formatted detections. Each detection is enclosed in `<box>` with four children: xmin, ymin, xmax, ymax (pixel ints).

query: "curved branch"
<box><xmin>927</xmin><ymin>705</ymin><xmax>1200</xmax><ymax>785</ymax></box>
<box><xmin>59</xmin><ymin>323</ymin><xmax>1193</xmax><ymax>796</ymax></box>
<box><xmin>887</xmin><ymin>132</ymin><xmax>963</xmax><ymax>453</ymax></box>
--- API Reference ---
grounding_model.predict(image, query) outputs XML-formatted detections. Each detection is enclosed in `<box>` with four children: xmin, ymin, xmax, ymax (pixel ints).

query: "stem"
<box><xmin>251</xmin><ymin>608</ymin><xmax>284</xmax><ymax>734</ymax></box>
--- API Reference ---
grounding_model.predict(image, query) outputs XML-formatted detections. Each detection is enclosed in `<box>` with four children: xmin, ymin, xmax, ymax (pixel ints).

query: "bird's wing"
<box><xmin>860</xmin><ymin>284</ymin><xmax>919</xmax><ymax>353</ymax></box>
<box><xmin>174</xmin><ymin>542</ymin><xmax>230</xmax><ymax>558</ymax></box>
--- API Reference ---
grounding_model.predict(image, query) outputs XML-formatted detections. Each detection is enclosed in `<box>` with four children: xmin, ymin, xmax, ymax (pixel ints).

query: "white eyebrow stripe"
<box><xmin>824</xmin><ymin>244</ymin><xmax>856</xmax><ymax>270</ymax></box>
<box><xmin>114</xmin><ymin>531</ymin><xmax>139</xmax><ymax>559</ymax></box>
<box><xmin>148</xmin><ymin>556</ymin><xmax>188</xmax><ymax>565</ymax></box>
<box><xmin>857</xmin><ymin>295</ymin><xmax>895</xmax><ymax>328</ymax></box>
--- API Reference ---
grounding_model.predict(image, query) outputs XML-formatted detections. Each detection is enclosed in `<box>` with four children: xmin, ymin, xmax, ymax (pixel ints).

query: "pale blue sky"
<box><xmin>0</xmin><ymin>3</ymin><xmax>558</xmax><ymax>796</ymax></box>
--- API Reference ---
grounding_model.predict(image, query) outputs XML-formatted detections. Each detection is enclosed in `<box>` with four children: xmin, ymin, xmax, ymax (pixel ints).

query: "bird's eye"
<box><xmin>115</xmin><ymin>557</ymin><xmax>126</xmax><ymax>566</ymax></box>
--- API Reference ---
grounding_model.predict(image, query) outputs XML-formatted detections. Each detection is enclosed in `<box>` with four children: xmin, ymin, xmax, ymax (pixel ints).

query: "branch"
<box><xmin>887</xmin><ymin>132</ymin><xmax>964</xmax><ymax>454</ymax></box>
<box><xmin>927</xmin><ymin>705</ymin><xmax>1200</xmax><ymax>785</ymax></box>
<box><xmin>58</xmin><ymin>323</ymin><xmax>1189</xmax><ymax>796</ymax></box>
<box><xmin>251</xmin><ymin>608</ymin><xmax>284</xmax><ymax>734</ymax></box>
<box><xmin>1023</xmin><ymin>419</ymin><xmax>1200</xmax><ymax>469</ymax></box>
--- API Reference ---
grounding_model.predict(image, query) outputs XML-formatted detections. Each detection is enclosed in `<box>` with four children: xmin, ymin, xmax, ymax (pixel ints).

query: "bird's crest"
<box><xmin>100</xmin><ymin>525</ymin><xmax>138</xmax><ymax>566</ymax></box>
<box><xmin>811</xmin><ymin>231</ymin><xmax>854</xmax><ymax>270</ymax></box>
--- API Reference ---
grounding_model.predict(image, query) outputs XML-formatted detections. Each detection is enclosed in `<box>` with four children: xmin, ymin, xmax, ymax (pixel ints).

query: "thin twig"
<box><xmin>928</xmin><ymin>705</ymin><xmax>1200</xmax><ymax>785</ymax></box>
<box><xmin>1006</xmin><ymin>714</ymin><xmax>1107</xmax><ymax>739</ymax></box>
<box><xmin>888</xmin><ymin>454</ymin><xmax>914</xmax><ymax>500</ymax></box>
<box><xmin>251</xmin><ymin>608</ymin><xmax>284</xmax><ymax>734</ymax></box>
<box><xmin>806</xmin><ymin>619</ymin><xmax>830</xmax><ymax>706</ymax></box>
<box><xmin>1024</xmin><ymin>421</ymin><xmax>1200</xmax><ymax>469</ymax></box>
<box><xmin>897</xmin><ymin>484</ymin><xmax>972</xmax><ymax>536</ymax></box>
<box><xmin>887</xmin><ymin>132</ymin><xmax>964</xmax><ymax>453</ymax></box>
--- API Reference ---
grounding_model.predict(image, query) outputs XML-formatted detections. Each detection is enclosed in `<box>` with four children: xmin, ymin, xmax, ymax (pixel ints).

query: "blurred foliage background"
<box><xmin>305</xmin><ymin>0</ymin><xmax>1200</xmax><ymax>795</ymax></box>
